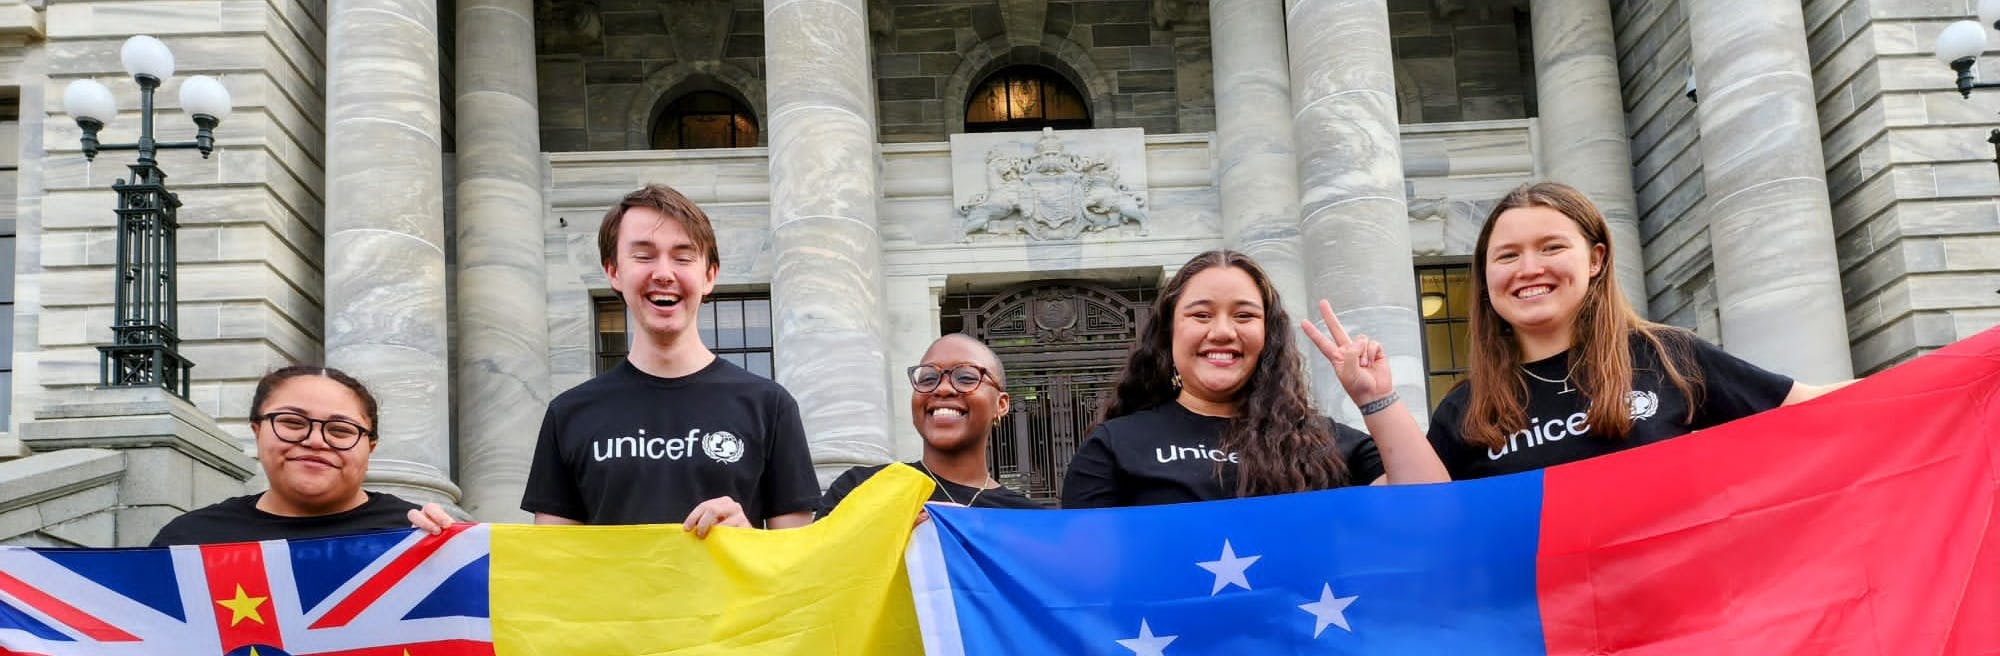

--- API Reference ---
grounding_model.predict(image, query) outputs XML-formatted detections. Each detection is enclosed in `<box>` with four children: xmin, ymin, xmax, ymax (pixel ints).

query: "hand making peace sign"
<box><xmin>1301</xmin><ymin>300</ymin><xmax>1395</xmax><ymax>405</ymax></box>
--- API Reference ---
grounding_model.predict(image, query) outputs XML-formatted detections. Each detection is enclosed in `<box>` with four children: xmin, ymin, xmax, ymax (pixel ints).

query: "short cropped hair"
<box><xmin>596</xmin><ymin>184</ymin><xmax>721</xmax><ymax>270</ymax></box>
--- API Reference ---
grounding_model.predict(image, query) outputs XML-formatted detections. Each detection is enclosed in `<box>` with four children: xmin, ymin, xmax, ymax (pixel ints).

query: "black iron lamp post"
<box><xmin>1935</xmin><ymin>4</ymin><xmax>2000</xmax><ymax>177</ymax></box>
<box><xmin>60</xmin><ymin>35</ymin><xmax>232</xmax><ymax>399</ymax></box>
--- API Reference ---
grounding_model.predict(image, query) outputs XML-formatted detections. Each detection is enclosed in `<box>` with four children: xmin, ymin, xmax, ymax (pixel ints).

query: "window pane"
<box><xmin>0</xmin><ymin>235</ymin><xmax>14</xmax><ymax>303</ymax></box>
<box><xmin>1456</xmin><ymin>322</ymin><xmax>1472</xmax><ymax>372</ymax></box>
<box><xmin>0</xmin><ymin>370</ymin><xmax>11</xmax><ymax>427</ymax></box>
<box><xmin>1424</xmin><ymin>322</ymin><xmax>1454</xmax><ymax>373</ymax></box>
<box><xmin>748</xmin><ymin>351</ymin><xmax>772</xmax><ymax>379</ymax></box>
<box><xmin>713</xmin><ymin>299</ymin><xmax>745</xmax><ymax>349</ymax></box>
<box><xmin>699</xmin><ymin>302</ymin><xmax>718</xmax><ymax>346</ymax></box>
<box><xmin>1446</xmin><ymin>267</ymin><xmax>1472</xmax><ymax>319</ymax></box>
<box><xmin>745</xmin><ymin>299</ymin><xmax>772</xmax><ymax>348</ymax></box>
<box><xmin>723</xmin><ymin>352</ymin><xmax>746</xmax><ymax>369</ymax></box>
<box><xmin>0</xmin><ymin>304</ymin><xmax>13</xmax><ymax>368</ymax></box>
<box><xmin>1428</xmin><ymin>373</ymin><xmax>1456</xmax><ymax>410</ymax></box>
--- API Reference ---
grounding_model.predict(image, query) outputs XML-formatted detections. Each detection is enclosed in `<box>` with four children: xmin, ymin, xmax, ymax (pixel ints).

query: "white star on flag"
<box><xmin>1195</xmin><ymin>539</ymin><xmax>1261</xmax><ymax>595</ymax></box>
<box><xmin>1298</xmin><ymin>583</ymin><xmax>1359</xmax><ymax>638</ymax></box>
<box><xmin>1116</xmin><ymin>618</ymin><xmax>1178</xmax><ymax>656</ymax></box>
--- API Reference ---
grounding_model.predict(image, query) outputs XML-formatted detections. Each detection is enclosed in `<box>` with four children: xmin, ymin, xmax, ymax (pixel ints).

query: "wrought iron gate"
<box><xmin>957</xmin><ymin>280</ymin><xmax>1151</xmax><ymax>504</ymax></box>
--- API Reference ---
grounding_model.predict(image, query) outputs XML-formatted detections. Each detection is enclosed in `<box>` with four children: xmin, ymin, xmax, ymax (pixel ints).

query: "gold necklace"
<box><xmin>924</xmin><ymin>467</ymin><xmax>993</xmax><ymax>507</ymax></box>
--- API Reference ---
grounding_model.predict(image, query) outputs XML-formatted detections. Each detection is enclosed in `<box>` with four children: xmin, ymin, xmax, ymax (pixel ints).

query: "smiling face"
<box><xmin>254</xmin><ymin>375</ymin><xmax>375</xmax><ymax>514</ymax></box>
<box><xmin>1481</xmin><ymin>205</ymin><xmax>1606</xmax><ymax>344</ymax></box>
<box><xmin>603</xmin><ymin>205</ymin><xmax>719</xmax><ymax>343</ymax></box>
<box><xmin>910</xmin><ymin>336</ymin><xmax>1010</xmax><ymax>455</ymax></box>
<box><xmin>1170</xmin><ymin>266</ymin><xmax>1268</xmax><ymax>408</ymax></box>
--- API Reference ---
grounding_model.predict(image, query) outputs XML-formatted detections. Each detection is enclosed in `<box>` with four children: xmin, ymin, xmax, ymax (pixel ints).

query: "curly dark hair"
<box><xmin>1096</xmin><ymin>250</ymin><xmax>1348</xmax><ymax>496</ymax></box>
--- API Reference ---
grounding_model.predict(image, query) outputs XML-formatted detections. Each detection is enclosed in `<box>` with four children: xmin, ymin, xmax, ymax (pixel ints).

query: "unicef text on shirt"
<box><xmin>1156</xmin><ymin>444</ymin><xmax>1240</xmax><ymax>464</ymax></box>
<box><xmin>1487</xmin><ymin>412</ymin><xmax>1591</xmax><ymax>461</ymax></box>
<box><xmin>592</xmin><ymin>428</ymin><xmax>746</xmax><ymax>463</ymax></box>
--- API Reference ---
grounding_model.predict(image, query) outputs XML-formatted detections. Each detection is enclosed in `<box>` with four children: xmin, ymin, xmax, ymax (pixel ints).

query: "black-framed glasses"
<box><xmin>260</xmin><ymin>411</ymin><xmax>372</xmax><ymax>451</ymax></box>
<box><xmin>908</xmin><ymin>364</ymin><xmax>996</xmax><ymax>394</ymax></box>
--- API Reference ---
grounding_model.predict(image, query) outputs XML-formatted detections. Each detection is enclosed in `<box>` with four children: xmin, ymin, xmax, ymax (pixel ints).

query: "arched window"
<box><xmin>964</xmin><ymin>65</ymin><xmax>1091</xmax><ymax>133</ymax></box>
<box><xmin>651</xmin><ymin>90</ymin><xmax>758</xmax><ymax>149</ymax></box>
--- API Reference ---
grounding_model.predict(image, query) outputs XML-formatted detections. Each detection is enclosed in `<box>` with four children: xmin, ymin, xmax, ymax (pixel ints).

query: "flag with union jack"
<box><xmin>0</xmin><ymin>524</ymin><xmax>493</xmax><ymax>656</ymax></box>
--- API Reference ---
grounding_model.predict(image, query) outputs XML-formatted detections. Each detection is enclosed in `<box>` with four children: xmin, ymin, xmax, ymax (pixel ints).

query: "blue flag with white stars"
<box><xmin>908</xmin><ymin>474</ymin><xmax>1549</xmax><ymax>655</ymax></box>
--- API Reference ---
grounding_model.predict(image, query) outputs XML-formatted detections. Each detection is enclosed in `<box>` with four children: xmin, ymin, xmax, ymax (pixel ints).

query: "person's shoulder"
<box><xmin>835</xmin><ymin>463</ymin><xmax>893</xmax><ymax>485</ymax></box>
<box><xmin>1095</xmin><ymin>403</ymin><xmax>1176</xmax><ymax>432</ymax></box>
<box><xmin>149</xmin><ymin>494</ymin><xmax>262</xmax><ymax>546</ymax></box>
<box><xmin>701</xmin><ymin>359</ymin><xmax>797</xmax><ymax>400</ymax></box>
<box><xmin>1431</xmin><ymin>380</ymin><xmax>1472</xmax><ymax>418</ymax></box>
<box><xmin>981</xmin><ymin>484</ymin><xmax>1045</xmax><ymax>509</ymax></box>
<box><xmin>547</xmin><ymin>365</ymin><xmax>636</xmax><ymax>409</ymax></box>
<box><xmin>363</xmin><ymin>491</ymin><xmax>422</xmax><ymax>515</ymax></box>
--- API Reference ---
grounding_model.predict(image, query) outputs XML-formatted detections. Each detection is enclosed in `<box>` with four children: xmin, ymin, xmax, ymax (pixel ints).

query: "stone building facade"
<box><xmin>0</xmin><ymin>0</ymin><xmax>1994</xmax><ymax>546</ymax></box>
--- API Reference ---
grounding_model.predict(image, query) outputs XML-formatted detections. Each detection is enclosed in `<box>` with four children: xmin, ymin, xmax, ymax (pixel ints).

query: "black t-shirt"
<box><xmin>149</xmin><ymin>491</ymin><xmax>420</xmax><ymax>546</ymax></box>
<box><xmin>1427</xmin><ymin>329</ymin><xmax>1795</xmax><ymax>480</ymax></box>
<box><xmin>1059</xmin><ymin>401</ymin><xmax>1385</xmax><ymax>509</ymax></box>
<box><xmin>520</xmin><ymin>358</ymin><xmax>820</xmax><ymax>525</ymax></box>
<box><xmin>815</xmin><ymin>461</ymin><xmax>1043</xmax><ymax>517</ymax></box>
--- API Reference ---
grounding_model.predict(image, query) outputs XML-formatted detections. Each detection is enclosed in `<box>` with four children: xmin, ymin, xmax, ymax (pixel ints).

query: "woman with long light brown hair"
<box><xmin>1427</xmin><ymin>182</ymin><xmax>1850</xmax><ymax>479</ymax></box>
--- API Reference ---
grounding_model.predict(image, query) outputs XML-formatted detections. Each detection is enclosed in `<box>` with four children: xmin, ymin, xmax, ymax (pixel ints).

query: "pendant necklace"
<box><xmin>924</xmin><ymin>466</ymin><xmax>991</xmax><ymax>507</ymax></box>
<box><xmin>1520</xmin><ymin>367</ymin><xmax>1575</xmax><ymax>395</ymax></box>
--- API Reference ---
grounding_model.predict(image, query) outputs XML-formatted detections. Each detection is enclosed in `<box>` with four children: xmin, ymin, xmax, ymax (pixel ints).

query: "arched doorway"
<box><xmin>953</xmin><ymin>280</ymin><xmax>1152</xmax><ymax>503</ymax></box>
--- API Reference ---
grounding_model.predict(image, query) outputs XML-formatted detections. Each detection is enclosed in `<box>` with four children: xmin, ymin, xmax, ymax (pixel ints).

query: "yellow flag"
<box><xmin>490</xmin><ymin>464</ymin><xmax>934</xmax><ymax>655</ymax></box>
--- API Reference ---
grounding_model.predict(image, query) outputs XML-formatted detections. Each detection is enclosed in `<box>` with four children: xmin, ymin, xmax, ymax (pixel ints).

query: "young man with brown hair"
<box><xmin>521</xmin><ymin>184</ymin><xmax>817</xmax><ymax>535</ymax></box>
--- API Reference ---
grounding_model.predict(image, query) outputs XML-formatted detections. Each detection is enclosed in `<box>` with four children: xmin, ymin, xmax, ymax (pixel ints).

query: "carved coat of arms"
<box><xmin>957</xmin><ymin>128</ymin><xmax>1150</xmax><ymax>241</ymax></box>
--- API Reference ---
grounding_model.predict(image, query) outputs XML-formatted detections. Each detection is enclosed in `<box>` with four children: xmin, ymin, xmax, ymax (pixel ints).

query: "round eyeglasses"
<box><xmin>907</xmin><ymin>364</ymin><xmax>997</xmax><ymax>394</ymax></box>
<box><xmin>260</xmin><ymin>411</ymin><xmax>372</xmax><ymax>451</ymax></box>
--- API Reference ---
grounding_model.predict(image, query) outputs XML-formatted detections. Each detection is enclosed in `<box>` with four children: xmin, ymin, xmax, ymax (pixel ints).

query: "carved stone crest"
<box><xmin>955</xmin><ymin>128</ymin><xmax>1149</xmax><ymax>241</ymax></box>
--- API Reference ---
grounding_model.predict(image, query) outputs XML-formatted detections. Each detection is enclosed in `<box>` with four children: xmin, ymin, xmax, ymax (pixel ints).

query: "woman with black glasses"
<box><xmin>815</xmin><ymin>333</ymin><xmax>1041</xmax><ymax>516</ymax></box>
<box><xmin>151</xmin><ymin>365</ymin><xmax>455</xmax><ymax>545</ymax></box>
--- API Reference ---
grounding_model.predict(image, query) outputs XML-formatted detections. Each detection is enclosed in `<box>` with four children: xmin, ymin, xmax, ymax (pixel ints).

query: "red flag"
<box><xmin>1539</xmin><ymin>328</ymin><xmax>2000</xmax><ymax>654</ymax></box>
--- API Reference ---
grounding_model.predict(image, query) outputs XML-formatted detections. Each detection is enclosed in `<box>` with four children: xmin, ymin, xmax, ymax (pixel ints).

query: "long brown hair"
<box><xmin>1097</xmin><ymin>250</ymin><xmax>1348</xmax><ymax>495</ymax></box>
<box><xmin>1461</xmin><ymin>182</ymin><xmax>1702</xmax><ymax>448</ymax></box>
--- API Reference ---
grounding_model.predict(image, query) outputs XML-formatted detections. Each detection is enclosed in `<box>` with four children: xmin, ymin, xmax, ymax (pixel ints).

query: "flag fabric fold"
<box><xmin>911</xmin><ymin>327</ymin><xmax>2000</xmax><ymax>655</ymax></box>
<box><xmin>0</xmin><ymin>463</ymin><xmax>934</xmax><ymax>656</ymax></box>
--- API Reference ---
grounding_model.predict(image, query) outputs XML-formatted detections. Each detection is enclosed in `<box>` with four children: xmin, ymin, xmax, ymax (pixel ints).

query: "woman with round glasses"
<box><xmin>815</xmin><ymin>333</ymin><xmax>1040</xmax><ymax>516</ymax></box>
<box><xmin>151</xmin><ymin>365</ymin><xmax>454</xmax><ymax>545</ymax></box>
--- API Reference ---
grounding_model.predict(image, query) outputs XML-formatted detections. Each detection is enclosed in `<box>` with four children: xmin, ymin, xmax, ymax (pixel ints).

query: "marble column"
<box><xmin>1531</xmin><ymin>0</ymin><xmax>1647</xmax><ymax>313</ymax></box>
<box><xmin>1285</xmin><ymin>0</ymin><xmax>1428</xmax><ymax>424</ymax></box>
<box><xmin>1210</xmin><ymin>1</ymin><xmax>1313</xmax><ymax>328</ymax></box>
<box><xmin>325</xmin><ymin>0</ymin><xmax>460</xmax><ymax>506</ymax></box>
<box><xmin>453</xmin><ymin>0</ymin><xmax>551</xmax><ymax>521</ymax></box>
<box><xmin>1686</xmin><ymin>0</ymin><xmax>1854</xmax><ymax>381</ymax></box>
<box><xmin>763</xmin><ymin>0</ymin><xmax>896</xmax><ymax>477</ymax></box>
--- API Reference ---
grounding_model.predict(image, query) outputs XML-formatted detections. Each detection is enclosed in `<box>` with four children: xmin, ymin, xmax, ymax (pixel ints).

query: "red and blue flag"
<box><xmin>910</xmin><ymin>328</ymin><xmax>2000</xmax><ymax>654</ymax></box>
<box><xmin>0</xmin><ymin>524</ymin><xmax>492</xmax><ymax>655</ymax></box>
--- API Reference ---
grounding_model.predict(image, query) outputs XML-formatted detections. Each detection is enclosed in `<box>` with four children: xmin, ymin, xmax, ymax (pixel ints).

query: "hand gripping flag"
<box><xmin>0</xmin><ymin>463</ymin><xmax>934</xmax><ymax>656</ymax></box>
<box><xmin>910</xmin><ymin>327</ymin><xmax>2000</xmax><ymax>655</ymax></box>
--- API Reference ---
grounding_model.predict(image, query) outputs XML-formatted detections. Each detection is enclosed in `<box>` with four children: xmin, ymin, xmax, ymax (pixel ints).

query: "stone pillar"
<box><xmin>453</xmin><ymin>0</ymin><xmax>551</xmax><ymax>521</ymax></box>
<box><xmin>1211</xmin><ymin>1</ymin><xmax>1312</xmax><ymax>326</ymax></box>
<box><xmin>1685</xmin><ymin>0</ymin><xmax>1854</xmax><ymax>381</ymax></box>
<box><xmin>324</xmin><ymin>0</ymin><xmax>460</xmax><ymax>506</ymax></box>
<box><xmin>763</xmin><ymin>0</ymin><xmax>896</xmax><ymax>477</ymax></box>
<box><xmin>1530</xmin><ymin>0</ymin><xmax>1647</xmax><ymax>312</ymax></box>
<box><xmin>1286</xmin><ymin>0</ymin><xmax>1427</xmax><ymax>424</ymax></box>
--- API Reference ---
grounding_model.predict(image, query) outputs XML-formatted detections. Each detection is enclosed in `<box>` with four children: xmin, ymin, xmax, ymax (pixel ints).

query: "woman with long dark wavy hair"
<box><xmin>1060</xmin><ymin>250</ymin><xmax>1449</xmax><ymax>508</ymax></box>
<box><xmin>1426</xmin><ymin>182</ymin><xmax>1851</xmax><ymax>479</ymax></box>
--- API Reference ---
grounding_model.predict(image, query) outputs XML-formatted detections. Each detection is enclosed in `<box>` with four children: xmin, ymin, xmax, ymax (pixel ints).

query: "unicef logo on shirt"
<box><xmin>703</xmin><ymin>430</ymin><xmax>745</xmax><ymax>463</ymax></box>
<box><xmin>1627</xmin><ymin>390</ymin><xmax>1660</xmax><ymax>421</ymax></box>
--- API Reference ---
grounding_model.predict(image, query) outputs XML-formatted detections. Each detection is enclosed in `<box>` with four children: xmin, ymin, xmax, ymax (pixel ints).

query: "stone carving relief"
<box><xmin>1408</xmin><ymin>196</ymin><xmax>1496</xmax><ymax>257</ymax></box>
<box><xmin>955</xmin><ymin>128</ymin><xmax>1150</xmax><ymax>241</ymax></box>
